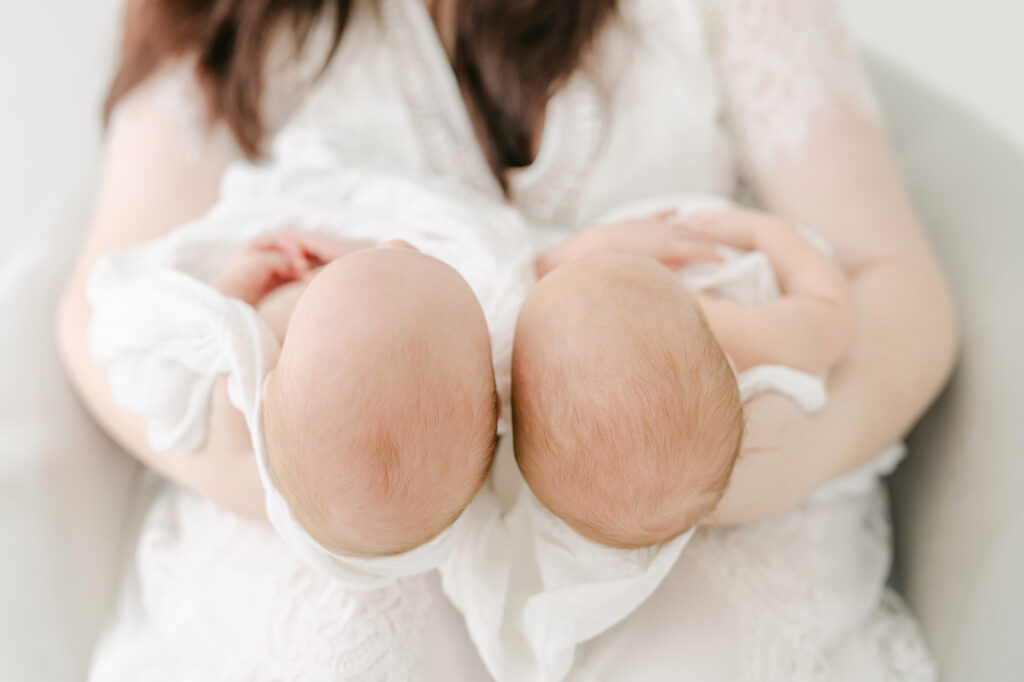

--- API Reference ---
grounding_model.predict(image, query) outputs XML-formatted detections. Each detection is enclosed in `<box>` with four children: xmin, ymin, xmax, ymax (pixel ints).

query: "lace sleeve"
<box><xmin>696</xmin><ymin>0</ymin><xmax>958</xmax><ymax>524</ymax></box>
<box><xmin>705</xmin><ymin>0</ymin><xmax>881</xmax><ymax>176</ymax></box>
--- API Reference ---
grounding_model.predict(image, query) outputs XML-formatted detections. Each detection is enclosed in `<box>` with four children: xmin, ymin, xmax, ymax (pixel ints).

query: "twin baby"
<box><xmin>211</xmin><ymin>201</ymin><xmax>851</xmax><ymax>558</ymax></box>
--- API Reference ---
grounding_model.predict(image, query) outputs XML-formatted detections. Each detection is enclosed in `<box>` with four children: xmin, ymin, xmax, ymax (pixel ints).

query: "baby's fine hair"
<box><xmin>263</xmin><ymin>249</ymin><xmax>500</xmax><ymax>556</ymax></box>
<box><xmin>512</xmin><ymin>254</ymin><xmax>744</xmax><ymax>548</ymax></box>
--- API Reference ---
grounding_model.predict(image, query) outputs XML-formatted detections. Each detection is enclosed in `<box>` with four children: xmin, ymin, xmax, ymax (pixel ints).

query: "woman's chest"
<box><xmin>282</xmin><ymin>0</ymin><xmax>737</xmax><ymax>228</ymax></box>
<box><xmin>517</xmin><ymin>0</ymin><xmax>738</xmax><ymax>226</ymax></box>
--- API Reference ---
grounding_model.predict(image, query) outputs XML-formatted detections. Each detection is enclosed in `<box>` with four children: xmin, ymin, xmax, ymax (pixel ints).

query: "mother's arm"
<box><xmin>705</xmin><ymin>0</ymin><xmax>958</xmax><ymax>524</ymax></box>
<box><xmin>55</xmin><ymin>67</ymin><xmax>267</xmax><ymax>518</ymax></box>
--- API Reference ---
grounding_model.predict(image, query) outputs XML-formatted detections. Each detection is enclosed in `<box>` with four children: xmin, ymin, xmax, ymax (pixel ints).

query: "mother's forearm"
<box><xmin>56</xmin><ymin>289</ymin><xmax>267</xmax><ymax>519</ymax></box>
<box><xmin>801</xmin><ymin>254</ymin><xmax>958</xmax><ymax>487</ymax></box>
<box><xmin>708</xmin><ymin>108</ymin><xmax>960</xmax><ymax>523</ymax></box>
<box><xmin>709</xmin><ymin>254</ymin><xmax>956</xmax><ymax>526</ymax></box>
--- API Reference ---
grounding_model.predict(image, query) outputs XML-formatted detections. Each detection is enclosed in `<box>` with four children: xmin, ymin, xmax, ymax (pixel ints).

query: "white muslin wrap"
<box><xmin>87</xmin><ymin>135</ymin><xmax>536</xmax><ymax>588</ymax></box>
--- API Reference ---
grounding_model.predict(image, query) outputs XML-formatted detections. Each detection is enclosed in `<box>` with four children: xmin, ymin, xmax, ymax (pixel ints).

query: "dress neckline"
<box><xmin>382</xmin><ymin>0</ymin><xmax>608</xmax><ymax>222</ymax></box>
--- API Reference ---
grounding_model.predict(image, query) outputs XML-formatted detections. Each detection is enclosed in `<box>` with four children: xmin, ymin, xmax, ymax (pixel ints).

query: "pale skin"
<box><xmin>56</xmin><ymin>8</ymin><xmax>956</xmax><ymax>525</ymax></box>
<box><xmin>710</xmin><ymin>110</ymin><xmax>957</xmax><ymax>524</ymax></box>
<box><xmin>213</xmin><ymin>231</ymin><xmax>374</xmax><ymax>338</ymax></box>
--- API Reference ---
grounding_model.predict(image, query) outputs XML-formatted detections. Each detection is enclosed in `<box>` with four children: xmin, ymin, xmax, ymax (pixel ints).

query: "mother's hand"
<box><xmin>535</xmin><ymin>211</ymin><xmax>722</xmax><ymax>277</ymax></box>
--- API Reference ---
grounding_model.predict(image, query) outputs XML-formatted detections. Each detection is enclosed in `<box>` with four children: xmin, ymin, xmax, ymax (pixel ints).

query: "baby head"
<box><xmin>262</xmin><ymin>246</ymin><xmax>498</xmax><ymax>556</ymax></box>
<box><xmin>512</xmin><ymin>253</ymin><xmax>743</xmax><ymax>548</ymax></box>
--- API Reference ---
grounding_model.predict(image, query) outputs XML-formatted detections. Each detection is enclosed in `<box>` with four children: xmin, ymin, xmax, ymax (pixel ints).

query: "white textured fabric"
<box><xmin>703</xmin><ymin>0</ymin><xmax>882</xmax><ymax>173</ymax></box>
<box><xmin>89</xmin><ymin>475</ymin><xmax>490</xmax><ymax>682</ymax></box>
<box><xmin>91</xmin><ymin>0</ymin><xmax>936</xmax><ymax>680</ymax></box>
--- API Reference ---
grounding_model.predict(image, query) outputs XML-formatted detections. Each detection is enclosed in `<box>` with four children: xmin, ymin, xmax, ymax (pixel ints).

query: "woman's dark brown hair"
<box><xmin>105</xmin><ymin>0</ymin><xmax>617</xmax><ymax>185</ymax></box>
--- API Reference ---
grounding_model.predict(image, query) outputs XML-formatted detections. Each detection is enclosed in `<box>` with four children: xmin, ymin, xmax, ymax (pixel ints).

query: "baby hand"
<box><xmin>683</xmin><ymin>209</ymin><xmax>855</xmax><ymax>374</ymax></box>
<box><xmin>212</xmin><ymin>232</ymin><xmax>372</xmax><ymax>305</ymax></box>
<box><xmin>536</xmin><ymin>210</ymin><xmax>723</xmax><ymax>277</ymax></box>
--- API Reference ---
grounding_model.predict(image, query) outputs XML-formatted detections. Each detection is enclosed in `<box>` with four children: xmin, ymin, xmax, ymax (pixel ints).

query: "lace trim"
<box><xmin>694</xmin><ymin>513</ymin><xmax>843</xmax><ymax>681</ymax></box>
<box><xmin>381</xmin><ymin>0</ymin><xmax>503</xmax><ymax>199</ymax></box>
<box><xmin>510</xmin><ymin>73</ymin><xmax>608</xmax><ymax>224</ymax></box>
<box><xmin>863</xmin><ymin>591</ymin><xmax>939</xmax><ymax>682</ymax></box>
<box><xmin>695</xmin><ymin>487</ymin><xmax>936</xmax><ymax>682</ymax></box>
<box><xmin>381</xmin><ymin>0</ymin><xmax>605</xmax><ymax>223</ymax></box>
<box><xmin>704</xmin><ymin>0</ymin><xmax>881</xmax><ymax>173</ymax></box>
<box><xmin>261</xmin><ymin>568</ymin><xmax>432</xmax><ymax>681</ymax></box>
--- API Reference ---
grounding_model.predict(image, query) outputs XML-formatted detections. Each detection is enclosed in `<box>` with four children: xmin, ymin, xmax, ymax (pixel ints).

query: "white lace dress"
<box><xmin>90</xmin><ymin>0</ymin><xmax>936</xmax><ymax>680</ymax></box>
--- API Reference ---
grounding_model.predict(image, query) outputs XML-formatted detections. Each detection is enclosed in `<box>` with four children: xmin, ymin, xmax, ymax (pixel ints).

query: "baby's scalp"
<box><xmin>262</xmin><ymin>246</ymin><xmax>499</xmax><ymax>556</ymax></box>
<box><xmin>512</xmin><ymin>253</ymin><xmax>743</xmax><ymax>548</ymax></box>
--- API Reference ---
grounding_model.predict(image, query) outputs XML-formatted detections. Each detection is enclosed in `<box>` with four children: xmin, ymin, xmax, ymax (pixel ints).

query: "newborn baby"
<box><xmin>512</xmin><ymin>207</ymin><xmax>852</xmax><ymax>548</ymax></box>
<box><xmin>513</xmin><ymin>253</ymin><xmax>742</xmax><ymax>548</ymax></box>
<box><xmin>211</xmin><ymin>234</ymin><xmax>499</xmax><ymax>556</ymax></box>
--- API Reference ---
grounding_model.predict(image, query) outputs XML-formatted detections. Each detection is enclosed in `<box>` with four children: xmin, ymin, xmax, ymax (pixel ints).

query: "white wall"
<box><xmin>0</xmin><ymin>0</ymin><xmax>123</xmax><ymax>250</ymax></box>
<box><xmin>839</xmin><ymin>0</ymin><xmax>1024</xmax><ymax>152</ymax></box>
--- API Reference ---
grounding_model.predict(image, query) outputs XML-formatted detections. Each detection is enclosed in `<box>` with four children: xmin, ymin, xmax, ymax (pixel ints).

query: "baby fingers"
<box><xmin>253</xmin><ymin>233</ymin><xmax>312</xmax><ymax>276</ymax></box>
<box><xmin>672</xmin><ymin>209</ymin><xmax>772</xmax><ymax>250</ymax></box>
<box><xmin>254</xmin><ymin>249</ymin><xmax>302</xmax><ymax>281</ymax></box>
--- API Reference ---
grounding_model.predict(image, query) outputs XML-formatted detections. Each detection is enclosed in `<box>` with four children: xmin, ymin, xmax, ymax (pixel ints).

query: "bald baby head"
<box><xmin>512</xmin><ymin>253</ymin><xmax>743</xmax><ymax>548</ymax></box>
<box><xmin>263</xmin><ymin>247</ymin><xmax>498</xmax><ymax>556</ymax></box>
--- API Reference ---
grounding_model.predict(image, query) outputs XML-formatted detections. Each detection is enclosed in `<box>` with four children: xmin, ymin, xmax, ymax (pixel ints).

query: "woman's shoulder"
<box><xmin>108</xmin><ymin>57</ymin><xmax>208</xmax><ymax>138</ymax></box>
<box><xmin>109</xmin><ymin>7</ymin><xmax>346</xmax><ymax>144</ymax></box>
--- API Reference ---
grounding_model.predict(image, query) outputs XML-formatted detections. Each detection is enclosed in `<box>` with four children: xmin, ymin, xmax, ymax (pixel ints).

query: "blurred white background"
<box><xmin>839</xmin><ymin>0</ymin><xmax>1024</xmax><ymax>152</ymax></box>
<box><xmin>0</xmin><ymin>0</ymin><xmax>122</xmax><ymax>253</ymax></box>
<box><xmin>1</xmin><ymin>0</ymin><xmax>1022</xmax><ymax>253</ymax></box>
